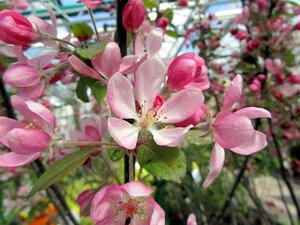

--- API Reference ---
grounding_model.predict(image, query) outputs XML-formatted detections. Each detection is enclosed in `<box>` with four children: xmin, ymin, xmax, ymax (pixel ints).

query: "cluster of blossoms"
<box><xmin>0</xmin><ymin>0</ymin><xmax>272</xmax><ymax>224</ymax></box>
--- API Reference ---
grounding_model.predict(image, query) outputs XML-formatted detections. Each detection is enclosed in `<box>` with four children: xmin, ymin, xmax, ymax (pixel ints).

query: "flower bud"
<box><xmin>122</xmin><ymin>0</ymin><xmax>145</xmax><ymax>32</ymax></box>
<box><xmin>0</xmin><ymin>10</ymin><xmax>36</xmax><ymax>46</ymax></box>
<box><xmin>178</xmin><ymin>0</ymin><xmax>188</xmax><ymax>6</ymax></box>
<box><xmin>156</xmin><ymin>17</ymin><xmax>169</xmax><ymax>29</ymax></box>
<box><xmin>80</xmin><ymin>0</ymin><xmax>102</xmax><ymax>9</ymax></box>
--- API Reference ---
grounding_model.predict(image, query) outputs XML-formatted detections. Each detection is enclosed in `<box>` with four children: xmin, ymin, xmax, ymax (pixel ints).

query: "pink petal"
<box><xmin>0</xmin><ymin>152</ymin><xmax>40</xmax><ymax>168</ymax></box>
<box><xmin>121</xmin><ymin>181</ymin><xmax>154</xmax><ymax>197</ymax></box>
<box><xmin>107</xmin><ymin>73</ymin><xmax>137</xmax><ymax>119</ymax></box>
<box><xmin>0</xmin><ymin>117</ymin><xmax>24</xmax><ymax>146</ymax></box>
<box><xmin>11</xmin><ymin>96</ymin><xmax>55</xmax><ymax>132</ymax></box>
<box><xmin>77</xmin><ymin>189</ymin><xmax>95</xmax><ymax>216</ymax></box>
<box><xmin>90</xmin><ymin>184</ymin><xmax>125</xmax><ymax>223</ymax></box>
<box><xmin>3</xmin><ymin>63</ymin><xmax>40</xmax><ymax>88</ymax></box>
<box><xmin>120</xmin><ymin>54</ymin><xmax>148</xmax><ymax>74</ymax></box>
<box><xmin>156</xmin><ymin>89</ymin><xmax>204</xmax><ymax>124</ymax></box>
<box><xmin>7</xmin><ymin>128</ymin><xmax>51</xmax><ymax>154</ymax></box>
<box><xmin>92</xmin><ymin>42</ymin><xmax>121</xmax><ymax>78</ymax></box>
<box><xmin>68</xmin><ymin>55</ymin><xmax>101</xmax><ymax>80</ymax></box>
<box><xmin>132</xmin><ymin>198</ymin><xmax>165</xmax><ymax>225</ymax></box>
<box><xmin>135</xmin><ymin>58</ymin><xmax>166</xmax><ymax>113</ymax></box>
<box><xmin>203</xmin><ymin>143</ymin><xmax>225</xmax><ymax>188</ymax></box>
<box><xmin>149</xmin><ymin>125</ymin><xmax>192</xmax><ymax>147</ymax></box>
<box><xmin>187</xmin><ymin>214</ymin><xmax>197</xmax><ymax>225</ymax></box>
<box><xmin>26</xmin><ymin>51</ymin><xmax>56</xmax><ymax>68</ymax></box>
<box><xmin>17</xmin><ymin>82</ymin><xmax>45</xmax><ymax>101</ymax></box>
<box><xmin>213</xmin><ymin>112</ymin><xmax>254</xmax><ymax>148</ymax></box>
<box><xmin>146</xmin><ymin>28</ymin><xmax>164</xmax><ymax>56</ymax></box>
<box><xmin>223</xmin><ymin>74</ymin><xmax>243</xmax><ymax>110</ymax></box>
<box><xmin>235</xmin><ymin>107</ymin><xmax>271</xmax><ymax>119</ymax></box>
<box><xmin>230</xmin><ymin>131</ymin><xmax>267</xmax><ymax>155</ymax></box>
<box><xmin>108</xmin><ymin>118</ymin><xmax>140</xmax><ymax>150</ymax></box>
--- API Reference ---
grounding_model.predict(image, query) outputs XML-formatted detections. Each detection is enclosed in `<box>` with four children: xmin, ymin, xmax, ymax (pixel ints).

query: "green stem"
<box><xmin>88</xmin><ymin>8</ymin><xmax>100</xmax><ymax>42</ymax></box>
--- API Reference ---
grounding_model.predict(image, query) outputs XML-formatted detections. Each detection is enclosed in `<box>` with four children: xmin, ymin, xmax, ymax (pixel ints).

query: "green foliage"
<box><xmin>143</xmin><ymin>0</ymin><xmax>159</xmax><ymax>9</ymax></box>
<box><xmin>29</xmin><ymin>148</ymin><xmax>98</xmax><ymax>197</ymax></box>
<box><xmin>138</xmin><ymin>141</ymin><xmax>187</xmax><ymax>183</ymax></box>
<box><xmin>76</xmin><ymin>35</ymin><xmax>110</xmax><ymax>59</ymax></box>
<box><xmin>165</xmin><ymin>30</ymin><xmax>178</xmax><ymax>39</ymax></box>
<box><xmin>71</xmin><ymin>23</ymin><xmax>93</xmax><ymax>41</ymax></box>
<box><xmin>76</xmin><ymin>76</ymin><xmax>107</xmax><ymax>103</ymax></box>
<box><xmin>108</xmin><ymin>149</ymin><xmax>125</xmax><ymax>161</ymax></box>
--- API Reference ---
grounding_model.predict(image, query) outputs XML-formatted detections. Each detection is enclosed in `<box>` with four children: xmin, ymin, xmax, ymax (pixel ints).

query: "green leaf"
<box><xmin>165</xmin><ymin>30</ymin><xmax>178</xmax><ymax>39</ymax></box>
<box><xmin>90</xmin><ymin>83</ymin><xmax>107</xmax><ymax>103</ymax></box>
<box><xmin>108</xmin><ymin>148</ymin><xmax>124</xmax><ymax>161</ymax></box>
<box><xmin>76</xmin><ymin>35</ymin><xmax>111</xmax><ymax>59</ymax></box>
<box><xmin>71</xmin><ymin>23</ymin><xmax>93</xmax><ymax>41</ymax></box>
<box><xmin>186</xmin><ymin>130</ymin><xmax>213</xmax><ymax>146</ymax></box>
<box><xmin>29</xmin><ymin>148</ymin><xmax>97</xmax><ymax>197</ymax></box>
<box><xmin>138</xmin><ymin>141</ymin><xmax>186</xmax><ymax>183</ymax></box>
<box><xmin>76</xmin><ymin>77</ymin><xmax>89</xmax><ymax>103</ymax></box>
<box><xmin>162</xmin><ymin>8</ymin><xmax>174</xmax><ymax>22</ymax></box>
<box><xmin>143</xmin><ymin>0</ymin><xmax>159</xmax><ymax>8</ymax></box>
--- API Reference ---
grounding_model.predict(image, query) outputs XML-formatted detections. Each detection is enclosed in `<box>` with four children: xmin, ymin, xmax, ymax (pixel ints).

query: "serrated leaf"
<box><xmin>29</xmin><ymin>148</ymin><xmax>97</xmax><ymax>197</ymax></box>
<box><xmin>186</xmin><ymin>130</ymin><xmax>213</xmax><ymax>146</ymax></box>
<box><xmin>76</xmin><ymin>35</ymin><xmax>111</xmax><ymax>59</ymax></box>
<box><xmin>71</xmin><ymin>23</ymin><xmax>93</xmax><ymax>41</ymax></box>
<box><xmin>138</xmin><ymin>141</ymin><xmax>186</xmax><ymax>183</ymax></box>
<box><xmin>165</xmin><ymin>30</ymin><xmax>178</xmax><ymax>39</ymax></box>
<box><xmin>76</xmin><ymin>78</ymin><xmax>89</xmax><ymax>102</ymax></box>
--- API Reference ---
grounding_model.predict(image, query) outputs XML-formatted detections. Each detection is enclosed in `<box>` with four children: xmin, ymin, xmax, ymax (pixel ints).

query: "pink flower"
<box><xmin>0</xmin><ymin>10</ymin><xmax>37</xmax><ymax>46</ymax></box>
<box><xmin>69</xmin><ymin>42</ymin><xmax>146</xmax><ymax>80</ymax></box>
<box><xmin>203</xmin><ymin>75</ymin><xmax>271</xmax><ymax>187</ymax></box>
<box><xmin>90</xmin><ymin>181</ymin><xmax>165</xmax><ymax>225</ymax></box>
<box><xmin>167</xmin><ymin>53</ymin><xmax>209</xmax><ymax>91</ymax></box>
<box><xmin>70</xmin><ymin>116</ymin><xmax>107</xmax><ymax>142</ymax></box>
<box><xmin>77</xmin><ymin>189</ymin><xmax>96</xmax><ymax>216</ymax></box>
<box><xmin>0</xmin><ymin>96</ymin><xmax>55</xmax><ymax>168</ymax></box>
<box><xmin>234</xmin><ymin>6</ymin><xmax>250</xmax><ymax>24</ymax></box>
<box><xmin>178</xmin><ymin>0</ymin><xmax>188</xmax><ymax>6</ymax></box>
<box><xmin>156</xmin><ymin>17</ymin><xmax>169</xmax><ymax>29</ymax></box>
<box><xmin>80</xmin><ymin>0</ymin><xmax>102</xmax><ymax>9</ymax></box>
<box><xmin>256</xmin><ymin>0</ymin><xmax>268</xmax><ymax>10</ymax></box>
<box><xmin>12</xmin><ymin>0</ymin><xmax>29</xmax><ymax>10</ymax></box>
<box><xmin>265</xmin><ymin>58</ymin><xmax>284</xmax><ymax>74</ymax></box>
<box><xmin>122</xmin><ymin>0</ymin><xmax>146</xmax><ymax>32</ymax></box>
<box><xmin>175</xmin><ymin>104</ymin><xmax>206</xmax><ymax>127</ymax></box>
<box><xmin>187</xmin><ymin>213</ymin><xmax>197</xmax><ymax>225</ymax></box>
<box><xmin>107</xmin><ymin>59</ymin><xmax>204</xmax><ymax>150</ymax></box>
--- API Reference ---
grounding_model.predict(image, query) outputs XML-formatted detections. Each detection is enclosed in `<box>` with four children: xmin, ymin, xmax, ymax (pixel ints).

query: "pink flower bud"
<box><xmin>275</xmin><ymin>73</ymin><xmax>285</xmax><ymax>84</ymax></box>
<box><xmin>167</xmin><ymin>53</ymin><xmax>208</xmax><ymax>90</ymax></box>
<box><xmin>156</xmin><ymin>17</ymin><xmax>169</xmax><ymax>29</ymax></box>
<box><xmin>257</xmin><ymin>74</ymin><xmax>266</xmax><ymax>81</ymax></box>
<box><xmin>179</xmin><ymin>0</ymin><xmax>188</xmax><ymax>6</ymax></box>
<box><xmin>293</xmin><ymin>22</ymin><xmax>300</xmax><ymax>31</ymax></box>
<box><xmin>122</xmin><ymin>0</ymin><xmax>145</xmax><ymax>32</ymax></box>
<box><xmin>256</xmin><ymin>0</ymin><xmax>268</xmax><ymax>10</ymax></box>
<box><xmin>289</xmin><ymin>74</ymin><xmax>300</xmax><ymax>84</ymax></box>
<box><xmin>0</xmin><ymin>10</ymin><xmax>36</xmax><ymax>46</ymax></box>
<box><xmin>77</xmin><ymin>189</ymin><xmax>95</xmax><ymax>216</ymax></box>
<box><xmin>80</xmin><ymin>0</ymin><xmax>102</xmax><ymax>9</ymax></box>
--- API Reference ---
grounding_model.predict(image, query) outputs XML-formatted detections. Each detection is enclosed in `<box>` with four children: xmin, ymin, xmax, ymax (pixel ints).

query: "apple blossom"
<box><xmin>80</xmin><ymin>0</ymin><xmax>102</xmax><ymax>9</ymax></box>
<box><xmin>77</xmin><ymin>189</ymin><xmax>96</xmax><ymax>216</ymax></box>
<box><xmin>107</xmin><ymin>59</ymin><xmax>204</xmax><ymax>149</ymax></box>
<box><xmin>203</xmin><ymin>75</ymin><xmax>271</xmax><ymax>187</ymax></box>
<box><xmin>122</xmin><ymin>0</ymin><xmax>146</xmax><ymax>32</ymax></box>
<box><xmin>234</xmin><ymin>6</ymin><xmax>250</xmax><ymax>24</ymax></box>
<box><xmin>187</xmin><ymin>213</ymin><xmax>197</xmax><ymax>225</ymax></box>
<box><xmin>0</xmin><ymin>10</ymin><xmax>37</xmax><ymax>46</ymax></box>
<box><xmin>90</xmin><ymin>181</ymin><xmax>165</xmax><ymax>225</ymax></box>
<box><xmin>167</xmin><ymin>53</ymin><xmax>209</xmax><ymax>91</ymax></box>
<box><xmin>0</xmin><ymin>96</ymin><xmax>55</xmax><ymax>168</ymax></box>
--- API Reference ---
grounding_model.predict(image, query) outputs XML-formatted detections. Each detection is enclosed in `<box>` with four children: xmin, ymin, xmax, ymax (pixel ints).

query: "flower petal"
<box><xmin>156</xmin><ymin>89</ymin><xmax>204</xmax><ymax>124</ymax></box>
<box><xmin>135</xmin><ymin>58</ymin><xmax>166</xmax><ymax>113</ymax></box>
<box><xmin>17</xmin><ymin>82</ymin><xmax>45</xmax><ymax>101</ymax></box>
<box><xmin>120</xmin><ymin>54</ymin><xmax>148</xmax><ymax>74</ymax></box>
<box><xmin>68</xmin><ymin>55</ymin><xmax>101</xmax><ymax>80</ymax></box>
<box><xmin>0</xmin><ymin>152</ymin><xmax>41</xmax><ymax>168</ymax></box>
<box><xmin>0</xmin><ymin>117</ymin><xmax>24</xmax><ymax>146</ymax></box>
<box><xmin>223</xmin><ymin>74</ymin><xmax>243</xmax><ymax>110</ymax></box>
<box><xmin>92</xmin><ymin>42</ymin><xmax>121</xmax><ymax>78</ymax></box>
<box><xmin>214</xmin><ymin>112</ymin><xmax>254</xmax><ymax>148</ymax></box>
<box><xmin>146</xmin><ymin>28</ymin><xmax>164</xmax><ymax>56</ymax></box>
<box><xmin>203</xmin><ymin>143</ymin><xmax>225</xmax><ymax>188</ymax></box>
<box><xmin>234</xmin><ymin>107</ymin><xmax>271</xmax><ymax>119</ymax></box>
<box><xmin>90</xmin><ymin>184</ymin><xmax>125</xmax><ymax>224</ymax></box>
<box><xmin>3</xmin><ymin>63</ymin><xmax>40</xmax><ymax>88</ymax></box>
<box><xmin>230</xmin><ymin>131</ymin><xmax>267</xmax><ymax>155</ymax></box>
<box><xmin>107</xmin><ymin>73</ymin><xmax>137</xmax><ymax>119</ymax></box>
<box><xmin>187</xmin><ymin>214</ymin><xmax>197</xmax><ymax>225</ymax></box>
<box><xmin>7</xmin><ymin>128</ymin><xmax>51</xmax><ymax>154</ymax></box>
<box><xmin>121</xmin><ymin>181</ymin><xmax>154</xmax><ymax>197</ymax></box>
<box><xmin>149</xmin><ymin>125</ymin><xmax>192</xmax><ymax>147</ymax></box>
<box><xmin>108</xmin><ymin>118</ymin><xmax>140</xmax><ymax>150</ymax></box>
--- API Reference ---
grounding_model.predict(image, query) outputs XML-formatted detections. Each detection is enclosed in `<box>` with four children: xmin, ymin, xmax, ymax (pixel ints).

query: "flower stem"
<box><xmin>41</xmin><ymin>33</ymin><xmax>77</xmax><ymax>48</ymax></box>
<box><xmin>59</xmin><ymin>140</ymin><xmax>118</xmax><ymax>148</ymax></box>
<box><xmin>88</xmin><ymin>8</ymin><xmax>100</xmax><ymax>42</ymax></box>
